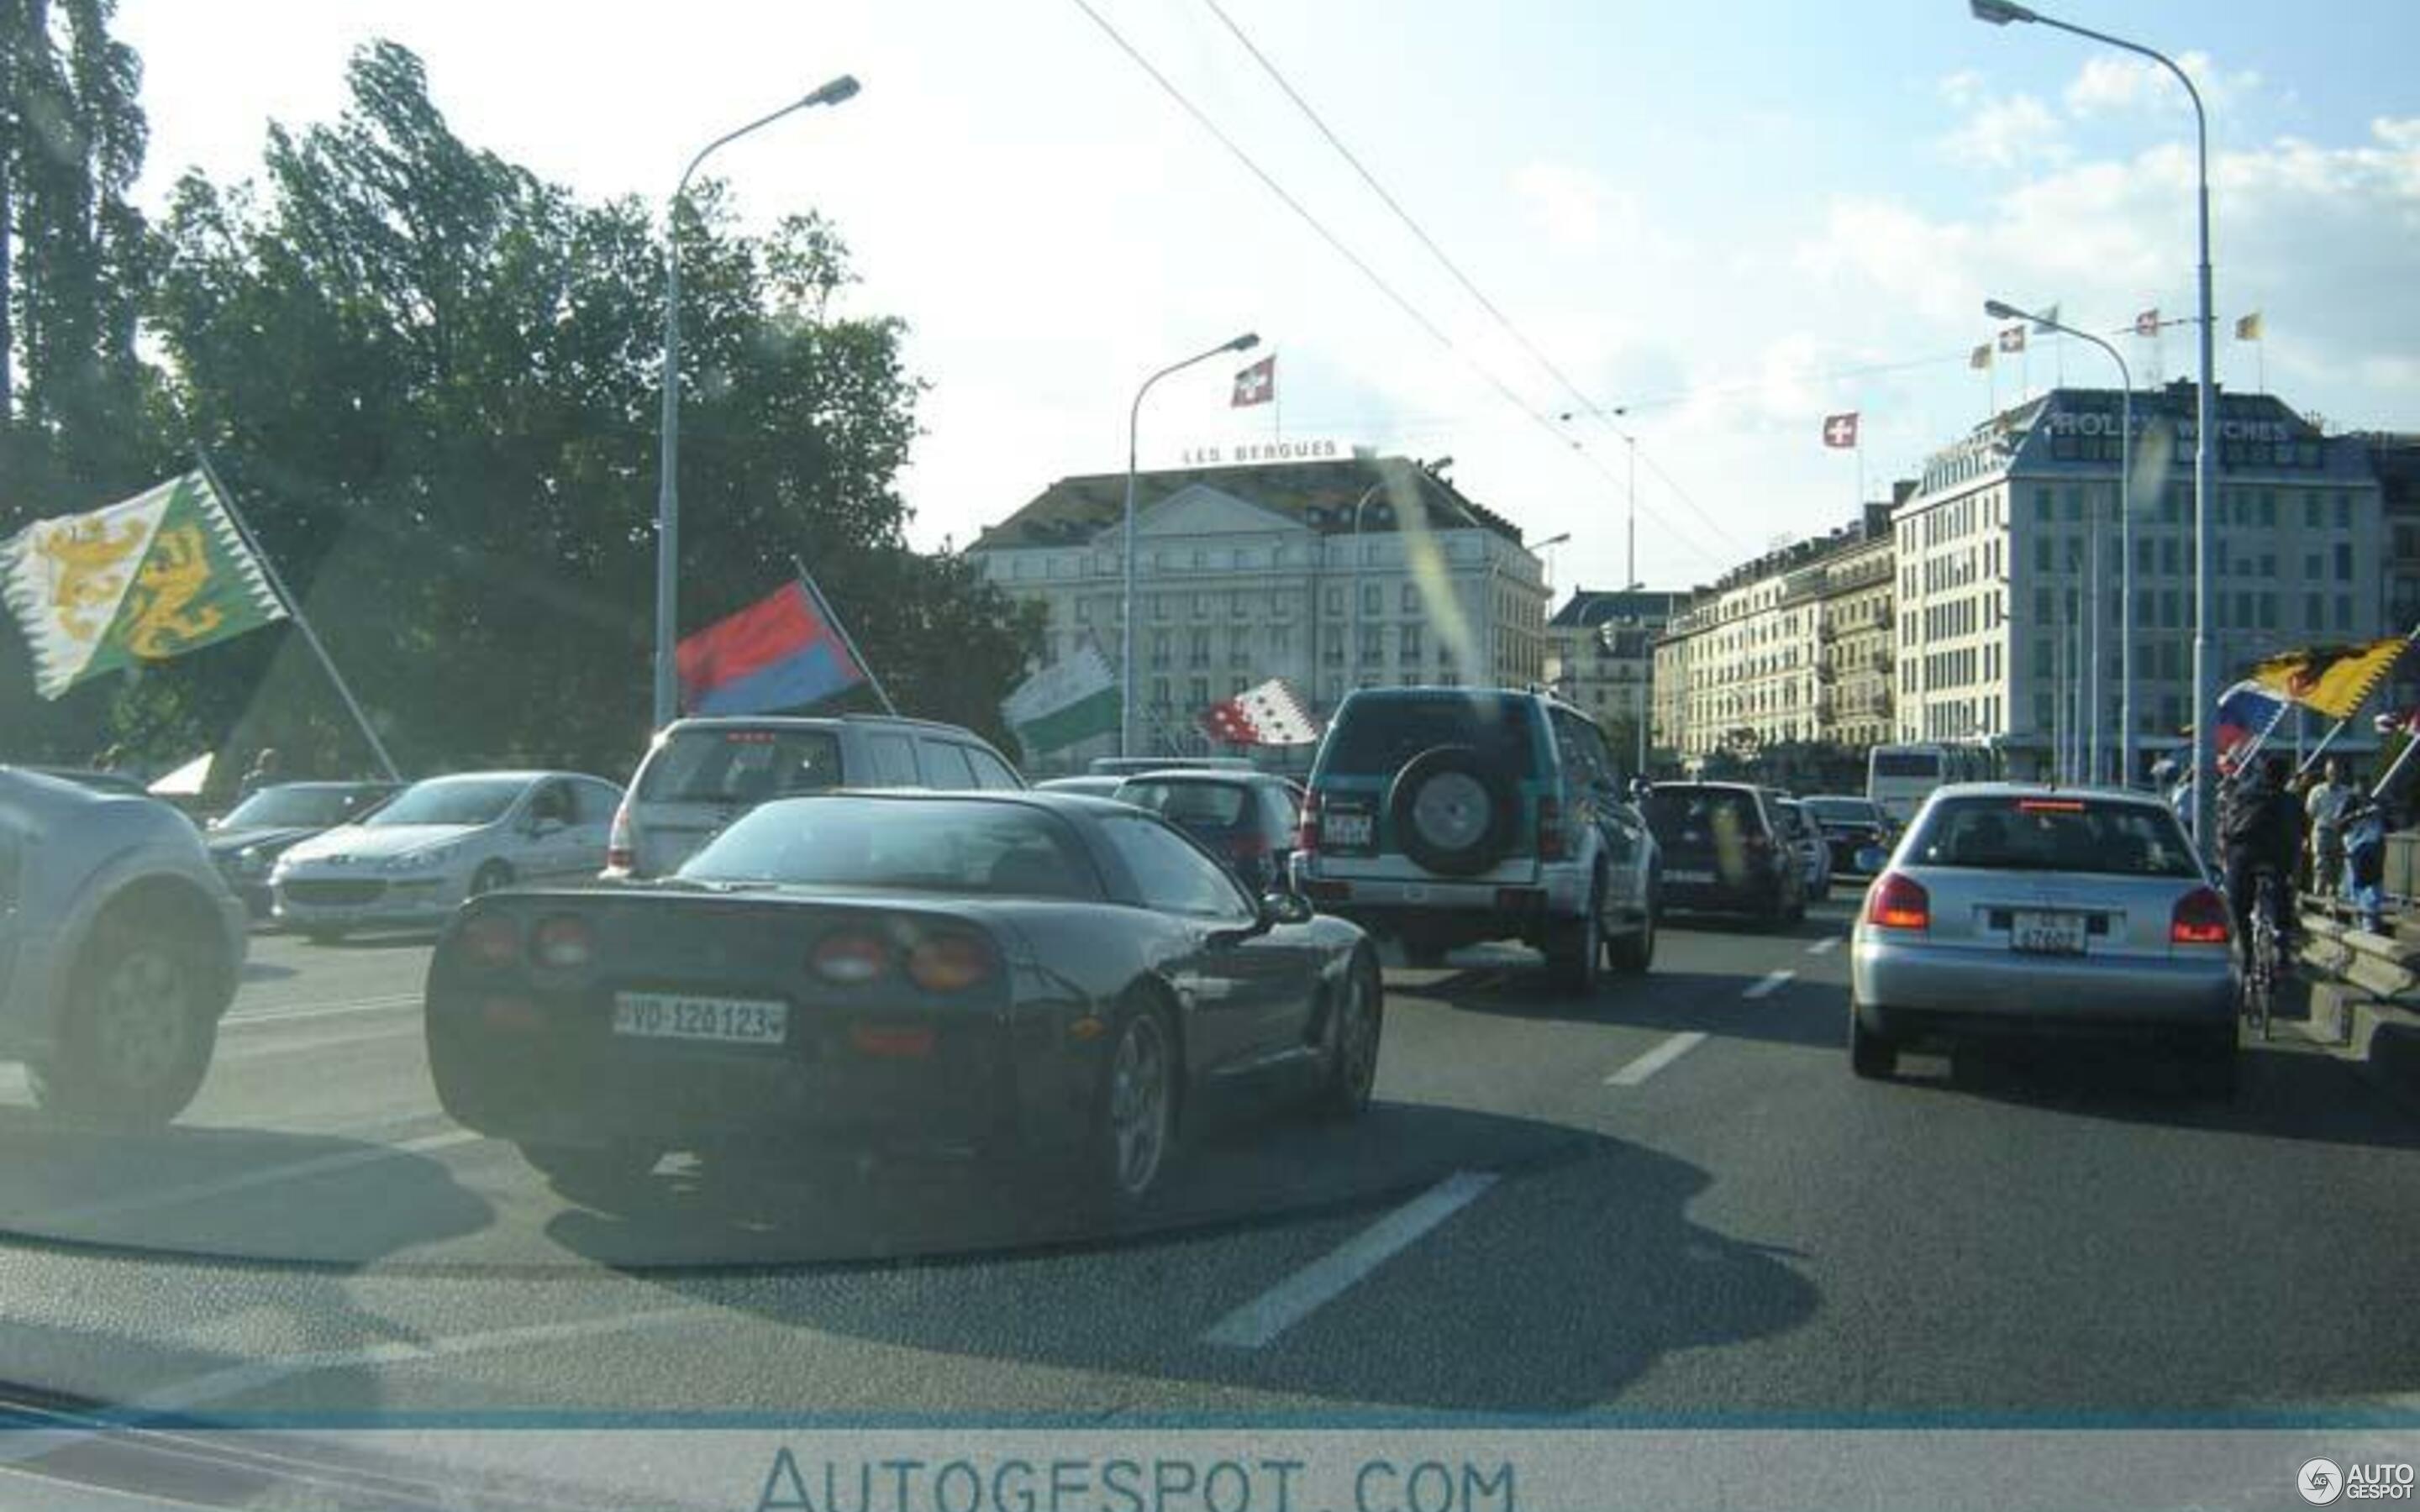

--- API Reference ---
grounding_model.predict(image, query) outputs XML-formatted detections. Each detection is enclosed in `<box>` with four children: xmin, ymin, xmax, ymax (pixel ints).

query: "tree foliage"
<box><xmin>2</xmin><ymin>35</ymin><xmax>1036</xmax><ymax>781</ymax></box>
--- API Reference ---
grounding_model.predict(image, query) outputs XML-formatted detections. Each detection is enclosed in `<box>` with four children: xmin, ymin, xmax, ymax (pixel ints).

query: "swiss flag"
<box><xmin>1997</xmin><ymin>324</ymin><xmax>2027</xmax><ymax>354</ymax></box>
<box><xmin>2134</xmin><ymin>308</ymin><xmax>2160</xmax><ymax>337</ymax></box>
<box><xmin>1231</xmin><ymin>355</ymin><xmax>1276</xmax><ymax>408</ymax></box>
<box><xmin>1821</xmin><ymin>412</ymin><xmax>1860</xmax><ymax>450</ymax></box>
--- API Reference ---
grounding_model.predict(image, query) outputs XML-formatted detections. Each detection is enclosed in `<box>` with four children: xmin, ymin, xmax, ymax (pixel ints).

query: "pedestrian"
<box><xmin>2343</xmin><ymin>781</ymin><xmax>2388</xmax><ymax>935</ymax></box>
<box><xmin>238</xmin><ymin>747</ymin><xmax>282</xmax><ymax>799</ymax></box>
<box><xmin>92</xmin><ymin>743</ymin><xmax>125</xmax><ymax>773</ymax></box>
<box><xmin>2306</xmin><ymin>757</ymin><xmax>2353</xmax><ymax>899</ymax></box>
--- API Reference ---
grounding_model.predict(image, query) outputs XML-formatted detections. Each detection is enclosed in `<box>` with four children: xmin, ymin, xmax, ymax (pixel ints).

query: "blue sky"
<box><xmin>117</xmin><ymin>0</ymin><xmax>2420</xmax><ymax>594</ymax></box>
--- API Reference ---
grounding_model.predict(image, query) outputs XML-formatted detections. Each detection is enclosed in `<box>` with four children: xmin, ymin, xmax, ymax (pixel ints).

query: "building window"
<box><xmin>1229</xmin><ymin>590</ymin><xmax>1246</xmax><ymax>618</ymax></box>
<box><xmin>1194</xmin><ymin>591</ymin><xmax>1212</xmax><ymax>618</ymax></box>
<box><xmin>1150</xmin><ymin>677</ymin><xmax>1171</xmax><ymax>708</ymax></box>
<box><xmin>2338</xmin><ymin>595</ymin><xmax>2355</xmax><ymax>631</ymax></box>
<box><xmin>1190</xmin><ymin>629</ymin><xmax>1211</xmax><ymax>668</ymax></box>
<box><xmin>2306</xmin><ymin>552</ymin><xmax>2323</xmax><ymax>580</ymax></box>
<box><xmin>1189</xmin><ymin>678</ymin><xmax>1210</xmax><ymax>709</ymax></box>
<box><xmin>2034</xmin><ymin>538</ymin><xmax>2053</xmax><ymax>574</ymax></box>
<box><xmin>1229</xmin><ymin>627</ymin><xmax>1250</xmax><ymax>667</ymax></box>
<box><xmin>1271</xmin><ymin>625</ymin><xmax>1292</xmax><ymax>657</ymax></box>
<box><xmin>1076</xmin><ymin>599</ymin><xmax>1091</xmax><ymax>624</ymax></box>
<box><xmin>1401</xmin><ymin>622</ymin><xmax>1423</xmax><ymax>661</ymax></box>
<box><xmin>1150</xmin><ymin>630</ymin><xmax>1171</xmax><ymax>669</ymax></box>
<box><xmin>2307</xmin><ymin>495</ymin><xmax>2324</xmax><ymax>529</ymax></box>
<box><xmin>1325</xmin><ymin>585</ymin><xmax>1343</xmax><ymax>616</ymax></box>
<box><xmin>2260</xmin><ymin>593</ymin><xmax>2278</xmax><ymax>630</ymax></box>
<box><xmin>1361</xmin><ymin>582</ymin><xmax>1382</xmax><ymax>617</ymax></box>
<box><xmin>2337</xmin><ymin>543</ymin><xmax>2355</xmax><ymax>582</ymax></box>
<box><xmin>2259</xmin><ymin>491</ymin><xmax>2276</xmax><ymax>528</ymax></box>
<box><xmin>1401</xmin><ymin>582</ymin><xmax>1419</xmax><ymax>614</ymax></box>
<box><xmin>2337</xmin><ymin>493</ymin><xmax>2354</xmax><ymax>529</ymax></box>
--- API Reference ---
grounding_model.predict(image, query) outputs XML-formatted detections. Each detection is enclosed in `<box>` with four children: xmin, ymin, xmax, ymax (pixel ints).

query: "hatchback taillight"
<box><xmin>1537</xmin><ymin>796</ymin><xmax>1567</xmax><ymax>863</ymax></box>
<box><xmin>2170</xmin><ymin>886</ymin><xmax>2232</xmax><ymax>946</ymax></box>
<box><xmin>1865</xmin><ymin>872</ymin><xmax>1930</xmax><ymax>932</ymax></box>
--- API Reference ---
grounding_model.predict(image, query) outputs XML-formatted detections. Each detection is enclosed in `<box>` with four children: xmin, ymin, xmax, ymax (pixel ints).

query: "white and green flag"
<box><xmin>2</xmin><ymin>470</ymin><xmax>287</xmax><ymax>699</ymax></box>
<box><xmin>1002</xmin><ymin>643</ymin><xmax>1121</xmax><ymax>757</ymax></box>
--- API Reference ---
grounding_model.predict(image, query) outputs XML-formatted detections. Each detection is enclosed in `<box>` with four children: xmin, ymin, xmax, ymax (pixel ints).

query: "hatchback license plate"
<box><xmin>1325</xmin><ymin>811</ymin><xmax>1374</xmax><ymax>848</ymax></box>
<box><xmin>2011</xmin><ymin>911</ymin><xmax>2086</xmax><ymax>956</ymax></box>
<box><xmin>613</xmin><ymin>992</ymin><xmax>788</xmax><ymax>1045</ymax></box>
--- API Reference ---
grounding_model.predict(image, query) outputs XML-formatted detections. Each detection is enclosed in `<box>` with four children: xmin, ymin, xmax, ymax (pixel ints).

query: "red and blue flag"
<box><xmin>676</xmin><ymin>581</ymin><xmax>865</xmax><ymax>717</ymax></box>
<box><xmin>2213</xmin><ymin>679</ymin><xmax>2287</xmax><ymax>759</ymax></box>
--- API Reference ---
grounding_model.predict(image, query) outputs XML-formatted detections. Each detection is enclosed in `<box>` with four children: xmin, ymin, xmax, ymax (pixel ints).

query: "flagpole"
<box><xmin>790</xmin><ymin>556</ymin><xmax>898</xmax><ymax>715</ymax></box>
<box><xmin>190</xmin><ymin>449</ymin><xmax>403</xmax><ymax>784</ymax></box>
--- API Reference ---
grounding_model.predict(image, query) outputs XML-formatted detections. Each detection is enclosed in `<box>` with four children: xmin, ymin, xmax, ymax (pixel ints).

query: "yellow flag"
<box><xmin>2249</xmin><ymin>637</ymin><xmax>2407</xmax><ymax>719</ymax></box>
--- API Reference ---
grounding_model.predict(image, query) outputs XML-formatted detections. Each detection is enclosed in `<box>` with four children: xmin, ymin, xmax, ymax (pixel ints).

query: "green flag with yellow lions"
<box><xmin>1</xmin><ymin>470</ymin><xmax>287</xmax><ymax>700</ymax></box>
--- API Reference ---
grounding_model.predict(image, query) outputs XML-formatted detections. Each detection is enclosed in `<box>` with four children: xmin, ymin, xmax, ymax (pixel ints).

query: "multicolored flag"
<box><xmin>2134</xmin><ymin>308</ymin><xmax>2160</xmax><ymax>337</ymax></box>
<box><xmin>2373</xmin><ymin>707</ymin><xmax>2420</xmax><ymax>738</ymax></box>
<box><xmin>1198</xmin><ymin>678</ymin><xmax>1321</xmax><ymax>748</ymax></box>
<box><xmin>1002</xmin><ymin>643</ymin><xmax>1121</xmax><ymax>757</ymax></box>
<box><xmin>1969</xmin><ymin>344</ymin><xmax>1993</xmax><ymax>370</ymax></box>
<box><xmin>2213</xmin><ymin>680</ymin><xmax>2288</xmax><ymax>760</ymax></box>
<box><xmin>1997</xmin><ymin>324</ymin><xmax>2028</xmax><ymax>354</ymax></box>
<box><xmin>2235</xmin><ymin>312</ymin><xmax>2265</xmax><ymax>341</ymax></box>
<box><xmin>0</xmin><ymin>470</ymin><xmax>287</xmax><ymax>700</ymax></box>
<box><xmin>2249</xmin><ymin>637</ymin><xmax>2409</xmax><ymax>721</ymax></box>
<box><xmin>676</xmin><ymin>580</ymin><xmax>866</xmax><ymax>716</ymax></box>
<box><xmin>1231</xmin><ymin>354</ymin><xmax>1276</xmax><ymax>408</ymax></box>
<box><xmin>1821</xmin><ymin>412</ymin><xmax>1860</xmax><ymax>449</ymax></box>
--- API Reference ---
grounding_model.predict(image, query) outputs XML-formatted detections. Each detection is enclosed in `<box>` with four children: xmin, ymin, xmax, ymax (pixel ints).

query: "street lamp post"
<box><xmin>1122</xmin><ymin>333</ymin><xmax>1260</xmax><ymax>756</ymax></box>
<box><xmin>1972</xmin><ymin>0</ymin><xmax>2216</xmax><ymax>832</ymax></box>
<box><xmin>653</xmin><ymin>75</ymin><xmax>861</xmax><ymax>731</ymax></box>
<box><xmin>1986</xmin><ymin>299</ymin><xmax>2133</xmax><ymax>786</ymax></box>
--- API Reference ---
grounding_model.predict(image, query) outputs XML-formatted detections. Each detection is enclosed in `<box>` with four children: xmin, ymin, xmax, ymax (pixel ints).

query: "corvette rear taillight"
<box><xmin>532</xmin><ymin>915</ymin><xmax>593</xmax><ymax>969</ymax></box>
<box><xmin>811</xmin><ymin>929</ymin><xmax>891</xmax><ymax>984</ymax></box>
<box><xmin>906</xmin><ymin>932</ymin><xmax>995</xmax><ymax>993</ymax></box>
<box><xmin>460</xmin><ymin>913</ymin><xmax>521</xmax><ymax>969</ymax></box>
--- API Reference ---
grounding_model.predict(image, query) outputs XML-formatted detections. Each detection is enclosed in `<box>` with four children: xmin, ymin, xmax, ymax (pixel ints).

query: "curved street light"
<box><xmin>1121</xmin><ymin>333</ymin><xmax>1260</xmax><ymax>755</ymax></box>
<box><xmin>1988</xmin><ymin>298</ymin><xmax>2135</xmax><ymax>788</ymax></box>
<box><xmin>652</xmin><ymin>75</ymin><xmax>863</xmax><ymax>730</ymax></box>
<box><xmin>1972</xmin><ymin>0</ymin><xmax>2217</xmax><ymax>837</ymax></box>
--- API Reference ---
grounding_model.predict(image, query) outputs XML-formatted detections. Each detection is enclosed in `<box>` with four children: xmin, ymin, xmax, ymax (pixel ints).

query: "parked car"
<box><xmin>205</xmin><ymin>780</ymin><xmax>399</xmax><ymax>917</ymax></box>
<box><xmin>1292</xmin><ymin>687</ymin><xmax>1658</xmax><ymax>988</ymax></box>
<box><xmin>606</xmin><ymin>715</ymin><xmax>1025</xmax><ymax>879</ymax></box>
<box><xmin>1849</xmin><ymin>783</ymin><xmax>2237</xmax><ymax>1095</ymax></box>
<box><xmin>0</xmin><ymin>769</ymin><xmax>249</xmax><ymax>1126</ymax></box>
<box><xmin>1113</xmin><ymin>769</ymin><xmax>1302</xmax><ymax>894</ymax></box>
<box><xmin>1641</xmin><ymin>782</ymin><xmax>1807</xmax><ymax>926</ymax></box>
<box><xmin>1800</xmin><ymin>794</ymin><xmax>1895</xmax><ymax>874</ymax></box>
<box><xmin>272</xmin><ymin>770</ymin><xmax>623</xmax><ymax>940</ymax></box>
<box><xmin>24</xmin><ymin>766</ymin><xmax>151</xmax><ymax>798</ymax></box>
<box><xmin>1034</xmin><ymin>775</ymin><xmax>1128</xmax><ymax>799</ymax></box>
<box><xmin>425</xmin><ymin>790</ymin><xmax>1382</xmax><ymax>1210</ymax></box>
<box><xmin>1768</xmin><ymin>795</ymin><xmax>1833</xmax><ymax>903</ymax></box>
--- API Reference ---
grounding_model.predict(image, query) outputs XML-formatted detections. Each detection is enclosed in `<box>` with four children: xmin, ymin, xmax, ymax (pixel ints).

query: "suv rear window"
<box><xmin>1321</xmin><ymin>694</ymin><xmax>1539</xmax><ymax>780</ymax></box>
<box><xmin>1644</xmin><ymin>787</ymin><xmax>1765</xmax><ymax>848</ymax></box>
<box><xmin>1904</xmin><ymin>795</ymin><xmax>2200</xmax><ymax>878</ymax></box>
<box><xmin>637</xmin><ymin>728</ymin><xmax>844</xmax><ymax>803</ymax></box>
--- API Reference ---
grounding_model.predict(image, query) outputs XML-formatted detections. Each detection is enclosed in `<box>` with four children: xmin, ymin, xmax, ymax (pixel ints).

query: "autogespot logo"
<box><xmin>2305</xmin><ymin>1461</ymin><xmax>2345</xmax><ymax>1505</ymax></box>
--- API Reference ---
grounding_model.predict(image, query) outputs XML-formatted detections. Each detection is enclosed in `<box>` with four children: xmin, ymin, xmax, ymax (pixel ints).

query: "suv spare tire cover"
<box><xmin>1387</xmin><ymin>745</ymin><xmax>1518</xmax><ymax>877</ymax></box>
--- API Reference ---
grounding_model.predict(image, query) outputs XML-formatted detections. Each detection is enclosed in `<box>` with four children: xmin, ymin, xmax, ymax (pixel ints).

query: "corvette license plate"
<box><xmin>613</xmin><ymin>992</ymin><xmax>788</xmax><ymax>1046</ymax></box>
<box><xmin>1665</xmin><ymin>869</ymin><xmax>1715</xmax><ymax>885</ymax></box>
<box><xmin>2010</xmin><ymin>911</ymin><xmax>2086</xmax><ymax>956</ymax></box>
<box><xmin>1325</xmin><ymin>811</ymin><xmax>1374</xmax><ymax>848</ymax></box>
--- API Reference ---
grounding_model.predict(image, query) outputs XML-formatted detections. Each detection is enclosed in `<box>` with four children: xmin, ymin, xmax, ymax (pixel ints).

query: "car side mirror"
<box><xmin>1855</xmin><ymin>845</ymin><xmax>1890</xmax><ymax>874</ymax></box>
<box><xmin>1262</xmin><ymin>890</ymin><xmax>1315</xmax><ymax>927</ymax></box>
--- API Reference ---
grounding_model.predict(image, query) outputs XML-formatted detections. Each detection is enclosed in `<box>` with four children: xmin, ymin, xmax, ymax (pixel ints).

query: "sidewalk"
<box><xmin>2288</xmin><ymin>900</ymin><xmax>2420</xmax><ymax>1113</ymax></box>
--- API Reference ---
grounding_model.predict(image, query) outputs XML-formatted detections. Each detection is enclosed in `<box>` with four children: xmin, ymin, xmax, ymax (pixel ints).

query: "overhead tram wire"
<box><xmin>1199</xmin><ymin>0</ymin><xmax>1746</xmax><ymax>554</ymax></box>
<box><xmin>1065</xmin><ymin>0</ymin><xmax>1732</xmax><ymax>574</ymax></box>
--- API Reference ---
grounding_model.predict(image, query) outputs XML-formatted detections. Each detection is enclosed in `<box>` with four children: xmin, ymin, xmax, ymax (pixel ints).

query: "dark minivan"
<box><xmin>1642</xmin><ymin>782</ymin><xmax>1806</xmax><ymax>926</ymax></box>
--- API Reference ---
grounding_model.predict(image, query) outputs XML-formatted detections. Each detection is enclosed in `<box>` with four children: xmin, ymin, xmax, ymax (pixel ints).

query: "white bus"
<box><xmin>1865</xmin><ymin>743</ymin><xmax>1993</xmax><ymax>826</ymax></box>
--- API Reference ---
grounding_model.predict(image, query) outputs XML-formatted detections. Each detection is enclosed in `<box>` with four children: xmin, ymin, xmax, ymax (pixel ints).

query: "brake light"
<box><xmin>906</xmin><ymin>932</ymin><xmax>996</xmax><ymax>993</ymax></box>
<box><xmin>1297</xmin><ymin>791</ymin><xmax>1323</xmax><ymax>854</ymax></box>
<box><xmin>2018</xmin><ymin>798</ymin><xmax>2086</xmax><ymax>813</ymax></box>
<box><xmin>460</xmin><ymin>913</ymin><xmax>521</xmax><ymax>969</ymax></box>
<box><xmin>1865</xmin><ymin>872</ymin><xmax>1930</xmax><ymax>932</ymax></box>
<box><xmin>605</xmin><ymin>800</ymin><xmax>634</xmax><ymax>874</ymax></box>
<box><xmin>2170</xmin><ymin>886</ymin><xmax>2232</xmax><ymax>946</ymax></box>
<box><xmin>1536</xmin><ymin>796</ymin><xmax>1567</xmax><ymax>862</ymax></box>
<box><xmin>811</xmin><ymin>930</ymin><xmax>891</xmax><ymax>984</ymax></box>
<box><xmin>532</xmin><ymin>915</ymin><xmax>593</xmax><ymax>969</ymax></box>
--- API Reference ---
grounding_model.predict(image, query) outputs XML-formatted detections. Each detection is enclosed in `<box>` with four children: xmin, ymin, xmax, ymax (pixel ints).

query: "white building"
<box><xmin>970</xmin><ymin>457</ymin><xmax>1553</xmax><ymax>769</ymax></box>
<box><xmin>1896</xmin><ymin>384</ymin><xmax>2386</xmax><ymax>780</ymax></box>
<box><xmin>1544</xmin><ymin>587</ymin><xmax>1687</xmax><ymax>764</ymax></box>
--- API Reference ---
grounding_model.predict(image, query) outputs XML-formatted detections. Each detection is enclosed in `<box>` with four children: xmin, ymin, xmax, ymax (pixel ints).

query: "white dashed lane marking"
<box><xmin>1203</xmin><ymin>1171</ymin><xmax>1498</xmax><ymax>1349</ymax></box>
<box><xmin>1807</xmin><ymin>937</ymin><xmax>1841</xmax><ymax>956</ymax></box>
<box><xmin>1604</xmin><ymin>1032</ymin><xmax>1708</xmax><ymax>1087</ymax></box>
<box><xmin>1744</xmin><ymin>969</ymin><xmax>1796</xmax><ymax>999</ymax></box>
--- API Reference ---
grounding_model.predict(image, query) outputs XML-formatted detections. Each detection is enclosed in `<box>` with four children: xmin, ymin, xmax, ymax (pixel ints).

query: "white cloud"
<box><xmin>1936</xmin><ymin>90</ymin><xmax>2069</xmax><ymax>171</ymax></box>
<box><xmin>2065</xmin><ymin>51</ymin><xmax>2260</xmax><ymax>118</ymax></box>
<box><xmin>1512</xmin><ymin>160</ymin><xmax>1628</xmax><ymax>254</ymax></box>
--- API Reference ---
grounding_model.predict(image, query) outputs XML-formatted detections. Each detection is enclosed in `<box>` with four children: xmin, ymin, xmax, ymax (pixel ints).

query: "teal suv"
<box><xmin>1292</xmin><ymin>688</ymin><xmax>1659</xmax><ymax>990</ymax></box>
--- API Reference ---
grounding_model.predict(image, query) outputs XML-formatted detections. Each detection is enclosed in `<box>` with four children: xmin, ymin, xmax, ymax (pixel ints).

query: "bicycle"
<box><xmin>2239</xmin><ymin>865</ymin><xmax>2284</xmax><ymax>1042</ymax></box>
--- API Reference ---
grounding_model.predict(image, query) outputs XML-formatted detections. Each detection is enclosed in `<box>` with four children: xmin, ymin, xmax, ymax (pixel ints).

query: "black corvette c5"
<box><xmin>425</xmin><ymin>790</ymin><xmax>1384</xmax><ymax>1210</ymax></box>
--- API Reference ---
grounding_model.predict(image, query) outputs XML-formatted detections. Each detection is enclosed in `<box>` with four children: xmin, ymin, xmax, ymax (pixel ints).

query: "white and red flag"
<box><xmin>1821</xmin><ymin>412</ymin><xmax>1860</xmax><ymax>449</ymax></box>
<box><xmin>1231</xmin><ymin>355</ymin><xmax>1276</xmax><ymax>408</ymax></box>
<box><xmin>1198</xmin><ymin>678</ymin><xmax>1321</xmax><ymax>747</ymax></box>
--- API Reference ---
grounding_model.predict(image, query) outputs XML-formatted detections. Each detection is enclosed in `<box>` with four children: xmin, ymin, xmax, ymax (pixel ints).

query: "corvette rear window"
<box><xmin>683</xmin><ymin>796</ymin><xmax>1100</xmax><ymax>899</ymax></box>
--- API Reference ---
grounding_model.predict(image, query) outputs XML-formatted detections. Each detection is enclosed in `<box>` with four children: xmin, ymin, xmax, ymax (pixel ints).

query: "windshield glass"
<box><xmin>218</xmin><ymin>785</ymin><xmax>378</xmax><ymax>828</ymax></box>
<box><xmin>1870</xmin><ymin>751</ymin><xmax>1943</xmax><ymax>779</ymax></box>
<box><xmin>1116</xmin><ymin>780</ymin><xmax>1249</xmax><ymax>827</ymax></box>
<box><xmin>1903</xmin><ymin>795</ymin><xmax>2203</xmax><ymax>878</ymax></box>
<box><xmin>366</xmin><ymin>777</ymin><xmax>525</xmax><ymax>827</ymax></box>
<box><xmin>683</xmin><ymin>796</ymin><xmax>1098</xmax><ymax>898</ymax></box>
<box><xmin>1802</xmin><ymin>797</ymin><xmax>1882</xmax><ymax>825</ymax></box>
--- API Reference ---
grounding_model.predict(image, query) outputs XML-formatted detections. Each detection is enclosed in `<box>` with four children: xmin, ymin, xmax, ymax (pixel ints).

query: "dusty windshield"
<box><xmin>0</xmin><ymin>0</ymin><xmax>2412</xmax><ymax>1492</ymax></box>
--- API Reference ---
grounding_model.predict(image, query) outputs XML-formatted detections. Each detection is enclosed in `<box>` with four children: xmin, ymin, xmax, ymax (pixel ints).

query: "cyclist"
<box><xmin>2221</xmin><ymin>753</ymin><xmax>2302</xmax><ymax>964</ymax></box>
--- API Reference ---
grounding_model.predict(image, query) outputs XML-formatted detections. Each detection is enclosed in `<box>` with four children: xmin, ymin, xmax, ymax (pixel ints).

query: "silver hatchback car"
<box><xmin>1849</xmin><ymin>783</ymin><xmax>2238</xmax><ymax>1094</ymax></box>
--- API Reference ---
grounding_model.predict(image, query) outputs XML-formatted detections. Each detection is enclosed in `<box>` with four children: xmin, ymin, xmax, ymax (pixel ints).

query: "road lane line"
<box><xmin>116</xmin><ymin>1305</ymin><xmax>711</xmax><ymax>1420</ymax></box>
<box><xmin>29</xmin><ymin>1129</ymin><xmax>481</xmax><ymax>1229</ymax></box>
<box><xmin>1203</xmin><ymin>1171</ymin><xmax>1497</xmax><ymax>1349</ymax></box>
<box><xmin>224</xmin><ymin>995</ymin><xmax>422</xmax><ymax>1026</ymax></box>
<box><xmin>1744</xmin><ymin>969</ymin><xmax>1795</xmax><ymax>999</ymax></box>
<box><xmin>220</xmin><ymin>1024</ymin><xmax>423</xmax><ymax>1061</ymax></box>
<box><xmin>1807</xmin><ymin>937</ymin><xmax>1840</xmax><ymax>956</ymax></box>
<box><xmin>1604</xmin><ymin>1031</ymin><xmax>1707</xmax><ymax>1087</ymax></box>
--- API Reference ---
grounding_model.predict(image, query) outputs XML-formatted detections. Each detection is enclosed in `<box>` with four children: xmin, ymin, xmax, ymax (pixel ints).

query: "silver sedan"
<box><xmin>1849</xmin><ymin>783</ymin><xmax>2238</xmax><ymax>1095</ymax></box>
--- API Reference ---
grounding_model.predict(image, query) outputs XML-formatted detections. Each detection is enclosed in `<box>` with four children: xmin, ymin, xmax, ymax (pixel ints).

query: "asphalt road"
<box><xmin>2</xmin><ymin>900</ymin><xmax>2417</xmax><ymax>1422</ymax></box>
